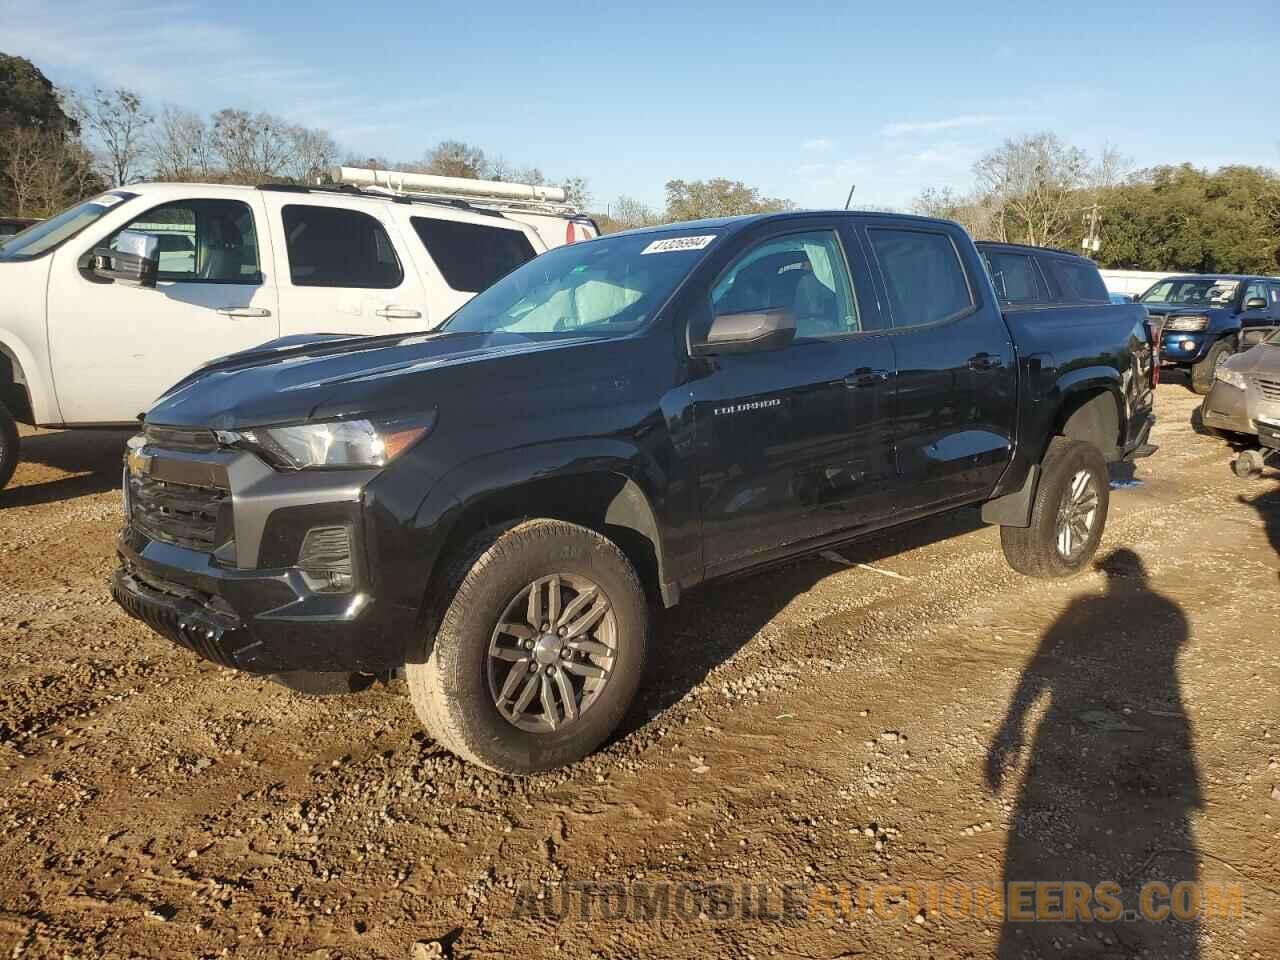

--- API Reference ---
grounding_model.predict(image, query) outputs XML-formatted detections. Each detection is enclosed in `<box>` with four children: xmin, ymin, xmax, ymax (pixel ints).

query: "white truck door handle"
<box><xmin>376</xmin><ymin>306</ymin><xmax>422</xmax><ymax>320</ymax></box>
<box><xmin>216</xmin><ymin>307</ymin><xmax>272</xmax><ymax>318</ymax></box>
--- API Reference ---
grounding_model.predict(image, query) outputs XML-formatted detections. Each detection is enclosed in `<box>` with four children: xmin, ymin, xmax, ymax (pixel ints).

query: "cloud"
<box><xmin>880</xmin><ymin>114</ymin><xmax>996</xmax><ymax>138</ymax></box>
<box><xmin>0</xmin><ymin>0</ymin><xmax>398</xmax><ymax>146</ymax></box>
<box><xmin>801</xmin><ymin>137</ymin><xmax>833</xmax><ymax>153</ymax></box>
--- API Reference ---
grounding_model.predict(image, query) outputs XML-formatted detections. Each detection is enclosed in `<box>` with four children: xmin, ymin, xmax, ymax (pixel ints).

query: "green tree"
<box><xmin>663</xmin><ymin>178</ymin><xmax>793</xmax><ymax>221</ymax></box>
<box><xmin>0</xmin><ymin>53</ymin><xmax>76</xmax><ymax>134</ymax></box>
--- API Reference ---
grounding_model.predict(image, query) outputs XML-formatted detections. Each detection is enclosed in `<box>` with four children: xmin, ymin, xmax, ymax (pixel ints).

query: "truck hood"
<box><xmin>1142</xmin><ymin>303</ymin><xmax>1233</xmax><ymax>320</ymax></box>
<box><xmin>147</xmin><ymin>329</ymin><xmax>598</xmax><ymax>429</ymax></box>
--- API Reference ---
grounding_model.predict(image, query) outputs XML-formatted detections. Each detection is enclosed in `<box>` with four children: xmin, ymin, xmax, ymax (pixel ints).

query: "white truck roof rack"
<box><xmin>331</xmin><ymin>166</ymin><xmax>579</xmax><ymax>217</ymax></box>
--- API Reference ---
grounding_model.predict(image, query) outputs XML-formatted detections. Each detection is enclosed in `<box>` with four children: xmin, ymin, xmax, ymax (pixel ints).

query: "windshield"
<box><xmin>1139</xmin><ymin>277</ymin><xmax>1239</xmax><ymax>306</ymax></box>
<box><xmin>443</xmin><ymin>231</ymin><xmax>718</xmax><ymax>338</ymax></box>
<box><xmin>0</xmin><ymin>192</ymin><xmax>136</xmax><ymax>259</ymax></box>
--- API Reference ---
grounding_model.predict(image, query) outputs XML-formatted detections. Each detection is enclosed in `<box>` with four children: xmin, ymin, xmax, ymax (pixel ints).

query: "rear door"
<box><xmin>689</xmin><ymin>221</ymin><xmax>897</xmax><ymax>576</ymax></box>
<box><xmin>861</xmin><ymin>219</ymin><xmax>1016</xmax><ymax>512</ymax></box>
<box><xmin>262</xmin><ymin>196</ymin><xmax>428</xmax><ymax>336</ymax></box>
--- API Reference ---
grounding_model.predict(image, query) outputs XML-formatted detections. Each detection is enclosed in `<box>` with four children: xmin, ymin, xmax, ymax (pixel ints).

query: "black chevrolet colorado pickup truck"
<box><xmin>112</xmin><ymin>211</ymin><xmax>1156</xmax><ymax>773</ymax></box>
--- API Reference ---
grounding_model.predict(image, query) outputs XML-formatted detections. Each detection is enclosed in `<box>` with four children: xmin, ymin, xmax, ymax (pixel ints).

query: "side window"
<box><xmin>1270</xmin><ymin>284</ymin><xmax>1280</xmax><ymax>308</ymax></box>
<box><xmin>282</xmin><ymin>205</ymin><xmax>403</xmax><ymax>289</ymax></box>
<box><xmin>1047</xmin><ymin>258</ymin><xmax>1109</xmax><ymax>303</ymax></box>
<box><xmin>983</xmin><ymin>251</ymin><xmax>1042</xmax><ymax>302</ymax></box>
<box><xmin>109</xmin><ymin>199</ymin><xmax>260</xmax><ymax>283</ymax></box>
<box><xmin>1243</xmin><ymin>281</ymin><xmax>1268</xmax><ymax>308</ymax></box>
<box><xmin>867</xmin><ymin>228</ymin><xmax>972</xmax><ymax>328</ymax></box>
<box><xmin>410</xmin><ymin>217</ymin><xmax>536</xmax><ymax>293</ymax></box>
<box><xmin>711</xmin><ymin>230</ymin><xmax>860</xmax><ymax>338</ymax></box>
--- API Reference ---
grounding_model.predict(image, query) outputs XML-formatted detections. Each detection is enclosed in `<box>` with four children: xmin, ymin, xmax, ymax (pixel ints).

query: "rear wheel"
<box><xmin>0</xmin><ymin>402</ymin><xmax>19</xmax><ymax>493</ymax></box>
<box><xmin>406</xmin><ymin>519</ymin><xmax>649</xmax><ymax>775</ymax></box>
<box><xmin>1001</xmin><ymin>438</ymin><xmax>1110</xmax><ymax>578</ymax></box>
<box><xmin>1190</xmin><ymin>338</ymin><xmax>1234</xmax><ymax>395</ymax></box>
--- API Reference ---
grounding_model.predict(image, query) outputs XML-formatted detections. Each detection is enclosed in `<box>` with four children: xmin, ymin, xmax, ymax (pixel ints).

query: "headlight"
<box><xmin>232</xmin><ymin>414</ymin><xmax>434</xmax><ymax>470</ymax></box>
<box><xmin>1215</xmin><ymin>367</ymin><xmax>1247</xmax><ymax>390</ymax></box>
<box><xmin>1165</xmin><ymin>315</ymin><xmax>1209</xmax><ymax>332</ymax></box>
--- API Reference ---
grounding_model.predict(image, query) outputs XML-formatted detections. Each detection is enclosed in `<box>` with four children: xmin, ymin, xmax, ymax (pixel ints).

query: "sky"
<box><xmin>3</xmin><ymin>0</ymin><xmax>1278</xmax><ymax>213</ymax></box>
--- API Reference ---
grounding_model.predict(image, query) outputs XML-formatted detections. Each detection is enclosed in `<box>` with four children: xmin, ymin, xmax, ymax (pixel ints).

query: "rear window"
<box><xmin>1044</xmin><ymin>258</ymin><xmax>1111</xmax><ymax>303</ymax></box>
<box><xmin>983</xmin><ymin>251</ymin><xmax>1042</xmax><ymax>302</ymax></box>
<box><xmin>411</xmin><ymin>217</ymin><xmax>537</xmax><ymax>293</ymax></box>
<box><xmin>282</xmin><ymin>205</ymin><xmax>403</xmax><ymax>288</ymax></box>
<box><xmin>868</xmin><ymin>228</ymin><xmax>973</xmax><ymax>328</ymax></box>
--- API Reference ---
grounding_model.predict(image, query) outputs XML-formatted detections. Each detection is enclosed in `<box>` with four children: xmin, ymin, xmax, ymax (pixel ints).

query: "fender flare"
<box><xmin>0</xmin><ymin>332</ymin><xmax>55</xmax><ymax>425</ymax></box>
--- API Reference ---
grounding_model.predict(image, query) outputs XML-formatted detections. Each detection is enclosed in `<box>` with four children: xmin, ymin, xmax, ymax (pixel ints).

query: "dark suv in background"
<box><xmin>1139</xmin><ymin>275</ymin><xmax>1280</xmax><ymax>393</ymax></box>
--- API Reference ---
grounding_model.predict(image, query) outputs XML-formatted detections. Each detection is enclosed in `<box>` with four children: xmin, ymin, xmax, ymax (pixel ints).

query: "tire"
<box><xmin>1233</xmin><ymin>450</ymin><xmax>1265</xmax><ymax>480</ymax></box>
<box><xmin>270</xmin><ymin>671</ymin><xmax>376</xmax><ymax>696</ymax></box>
<box><xmin>1190</xmin><ymin>338</ymin><xmax>1235</xmax><ymax>396</ymax></box>
<box><xmin>1000</xmin><ymin>438</ymin><xmax>1110</xmax><ymax>579</ymax></box>
<box><xmin>0</xmin><ymin>401</ymin><xmax>19</xmax><ymax>492</ymax></box>
<box><xmin>406</xmin><ymin>519</ymin><xmax>649</xmax><ymax>775</ymax></box>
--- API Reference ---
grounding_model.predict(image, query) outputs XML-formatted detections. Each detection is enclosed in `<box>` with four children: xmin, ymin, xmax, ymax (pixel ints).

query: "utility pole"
<box><xmin>1082</xmin><ymin>202</ymin><xmax>1102</xmax><ymax>259</ymax></box>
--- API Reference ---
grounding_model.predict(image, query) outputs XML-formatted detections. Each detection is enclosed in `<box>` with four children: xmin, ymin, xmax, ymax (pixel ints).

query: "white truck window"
<box><xmin>282</xmin><ymin>205</ymin><xmax>403</xmax><ymax>289</ymax></box>
<box><xmin>108</xmin><ymin>199</ymin><xmax>261</xmax><ymax>283</ymax></box>
<box><xmin>409</xmin><ymin>216</ymin><xmax>537</xmax><ymax>293</ymax></box>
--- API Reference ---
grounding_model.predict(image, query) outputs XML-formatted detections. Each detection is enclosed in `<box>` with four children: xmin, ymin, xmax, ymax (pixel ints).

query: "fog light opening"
<box><xmin>298</xmin><ymin>525</ymin><xmax>354</xmax><ymax>594</ymax></box>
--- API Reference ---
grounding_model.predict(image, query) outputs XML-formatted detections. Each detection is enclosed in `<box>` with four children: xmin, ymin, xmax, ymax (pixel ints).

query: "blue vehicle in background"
<box><xmin>1139</xmin><ymin>274</ymin><xmax>1280</xmax><ymax>393</ymax></box>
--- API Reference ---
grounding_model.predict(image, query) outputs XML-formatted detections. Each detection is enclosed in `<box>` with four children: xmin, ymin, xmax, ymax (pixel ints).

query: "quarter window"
<box><xmin>711</xmin><ymin>230</ymin><xmax>860</xmax><ymax>338</ymax></box>
<box><xmin>868</xmin><ymin>228</ymin><xmax>972</xmax><ymax>328</ymax></box>
<box><xmin>282</xmin><ymin>205</ymin><xmax>403</xmax><ymax>288</ymax></box>
<box><xmin>108</xmin><ymin>199</ymin><xmax>260</xmax><ymax>283</ymax></box>
<box><xmin>410</xmin><ymin>216</ymin><xmax>537</xmax><ymax>293</ymax></box>
<box><xmin>983</xmin><ymin>251</ymin><xmax>1042</xmax><ymax>302</ymax></box>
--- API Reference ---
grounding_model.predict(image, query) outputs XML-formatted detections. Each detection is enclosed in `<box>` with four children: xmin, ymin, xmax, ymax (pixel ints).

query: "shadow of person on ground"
<box><xmin>987</xmin><ymin>549</ymin><xmax>1202</xmax><ymax>958</ymax></box>
<box><xmin>1241</xmin><ymin>482</ymin><xmax>1280</xmax><ymax>572</ymax></box>
<box><xmin>0</xmin><ymin>429</ymin><xmax>132</xmax><ymax>508</ymax></box>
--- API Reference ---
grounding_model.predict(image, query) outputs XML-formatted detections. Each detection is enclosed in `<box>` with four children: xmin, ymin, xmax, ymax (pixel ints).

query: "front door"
<box><xmin>48</xmin><ymin>195</ymin><xmax>279</xmax><ymax>424</ymax></box>
<box><xmin>689</xmin><ymin>226</ymin><xmax>897</xmax><ymax>577</ymax></box>
<box><xmin>860</xmin><ymin>220</ymin><xmax>1017</xmax><ymax>513</ymax></box>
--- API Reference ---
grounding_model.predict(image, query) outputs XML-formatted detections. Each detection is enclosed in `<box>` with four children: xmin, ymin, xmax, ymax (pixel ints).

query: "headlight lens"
<box><xmin>236</xmin><ymin>415</ymin><xmax>433</xmax><ymax>470</ymax></box>
<box><xmin>1214</xmin><ymin>367</ymin><xmax>1247</xmax><ymax>390</ymax></box>
<box><xmin>1166</xmin><ymin>315</ymin><xmax>1209</xmax><ymax>332</ymax></box>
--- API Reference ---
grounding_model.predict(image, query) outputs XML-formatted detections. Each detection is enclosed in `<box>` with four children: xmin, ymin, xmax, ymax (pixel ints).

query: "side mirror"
<box><xmin>1245</xmin><ymin>296</ymin><xmax>1267</xmax><ymax>311</ymax></box>
<box><xmin>92</xmin><ymin>230</ymin><xmax>159</xmax><ymax>287</ymax></box>
<box><xmin>691</xmin><ymin>308</ymin><xmax>797</xmax><ymax>356</ymax></box>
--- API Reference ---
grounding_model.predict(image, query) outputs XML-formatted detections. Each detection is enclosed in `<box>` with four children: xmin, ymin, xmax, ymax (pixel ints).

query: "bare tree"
<box><xmin>149</xmin><ymin>106</ymin><xmax>215</xmax><ymax>181</ymax></box>
<box><xmin>3</xmin><ymin>126</ymin><xmax>97</xmax><ymax>216</ymax></box>
<box><xmin>664</xmin><ymin>178</ymin><xmax>793</xmax><ymax>221</ymax></box>
<box><xmin>423</xmin><ymin>140</ymin><xmax>487</xmax><ymax>179</ymax></box>
<box><xmin>610</xmin><ymin>195</ymin><xmax>660</xmax><ymax>229</ymax></box>
<box><xmin>284</xmin><ymin>125</ymin><xmax>339</xmax><ymax>183</ymax></box>
<box><xmin>973</xmin><ymin>133</ymin><xmax>1090</xmax><ymax>247</ymax></box>
<box><xmin>70</xmin><ymin>87</ymin><xmax>152</xmax><ymax>187</ymax></box>
<box><xmin>211</xmin><ymin>109</ymin><xmax>291</xmax><ymax>182</ymax></box>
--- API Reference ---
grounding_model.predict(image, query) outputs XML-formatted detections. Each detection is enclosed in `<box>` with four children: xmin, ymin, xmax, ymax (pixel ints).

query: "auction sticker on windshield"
<box><xmin>641</xmin><ymin>235</ymin><xmax>716</xmax><ymax>255</ymax></box>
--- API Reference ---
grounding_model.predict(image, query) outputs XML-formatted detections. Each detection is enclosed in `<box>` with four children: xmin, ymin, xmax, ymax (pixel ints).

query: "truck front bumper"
<box><xmin>111</xmin><ymin>434</ymin><xmax>404</xmax><ymax>675</ymax></box>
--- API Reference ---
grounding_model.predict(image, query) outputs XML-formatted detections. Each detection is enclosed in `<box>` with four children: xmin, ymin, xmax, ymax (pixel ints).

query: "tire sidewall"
<box><xmin>426</xmin><ymin>522</ymin><xmax>648</xmax><ymax>774</ymax></box>
<box><xmin>0</xmin><ymin>402</ymin><xmax>18</xmax><ymax>492</ymax></box>
<box><xmin>1191</xmin><ymin>339</ymin><xmax>1233</xmax><ymax>395</ymax></box>
<box><xmin>1034</xmin><ymin>441</ymin><xmax>1110</xmax><ymax>577</ymax></box>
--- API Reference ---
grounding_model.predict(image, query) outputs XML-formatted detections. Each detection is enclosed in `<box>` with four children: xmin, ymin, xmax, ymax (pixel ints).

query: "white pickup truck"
<box><xmin>0</xmin><ymin>171</ymin><xmax>596</xmax><ymax>489</ymax></box>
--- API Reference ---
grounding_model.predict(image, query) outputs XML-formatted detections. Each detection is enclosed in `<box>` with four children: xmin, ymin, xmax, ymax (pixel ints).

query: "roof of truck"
<box><xmin>611</xmin><ymin>209</ymin><xmax>959</xmax><ymax>239</ymax></box>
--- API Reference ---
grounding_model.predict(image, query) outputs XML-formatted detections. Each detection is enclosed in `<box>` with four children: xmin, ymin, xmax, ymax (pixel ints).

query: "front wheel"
<box><xmin>406</xmin><ymin>519</ymin><xmax>650</xmax><ymax>775</ymax></box>
<box><xmin>1000</xmin><ymin>438</ymin><xmax>1110</xmax><ymax>578</ymax></box>
<box><xmin>1190</xmin><ymin>338</ymin><xmax>1235</xmax><ymax>395</ymax></box>
<box><xmin>0</xmin><ymin>401</ymin><xmax>19</xmax><ymax>492</ymax></box>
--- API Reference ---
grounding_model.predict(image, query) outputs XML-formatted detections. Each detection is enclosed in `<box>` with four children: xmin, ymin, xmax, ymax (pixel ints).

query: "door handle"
<box><xmin>968</xmin><ymin>352</ymin><xmax>1003</xmax><ymax>371</ymax></box>
<box><xmin>376</xmin><ymin>306</ymin><xmax>423</xmax><ymax>320</ymax></box>
<box><xmin>844</xmin><ymin>367</ymin><xmax>891</xmax><ymax>389</ymax></box>
<box><xmin>216</xmin><ymin>307</ymin><xmax>271</xmax><ymax>319</ymax></box>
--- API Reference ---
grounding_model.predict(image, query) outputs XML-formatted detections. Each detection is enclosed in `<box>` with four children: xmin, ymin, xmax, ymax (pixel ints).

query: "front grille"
<box><xmin>144</xmin><ymin>424</ymin><xmax>218</xmax><ymax>452</ymax></box>
<box><xmin>129</xmin><ymin>473</ymin><xmax>229</xmax><ymax>552</ymax></box>
<box><xmin>1256</xmin><ymin>378</ymin><xmax>1280</xmax><ymax>402</ymax></box>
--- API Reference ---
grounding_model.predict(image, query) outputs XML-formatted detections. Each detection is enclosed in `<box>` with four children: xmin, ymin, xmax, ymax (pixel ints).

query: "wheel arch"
<box><xmin>0</xmin><ymin>339</ymin><xmax>37</xmax><ymax>425</ymax></box>
<box><xmin>1048</xmin><ymin>370</ymin><xmax>1125</xmax><ymax>463</ymax></box>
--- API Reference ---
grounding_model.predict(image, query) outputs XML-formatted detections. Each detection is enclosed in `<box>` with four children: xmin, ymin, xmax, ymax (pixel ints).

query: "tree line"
<box><xmin>913</xmin><ymin>132</ymin><xmax>1280</xmax><ymax>275</ymax></box>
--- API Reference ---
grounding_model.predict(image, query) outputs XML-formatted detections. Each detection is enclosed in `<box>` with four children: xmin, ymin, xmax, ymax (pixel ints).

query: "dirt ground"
<box><xmin>1</xmin><ymin>377</ymin><xmax>1278</xmax><ymax>960</ymax></box>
